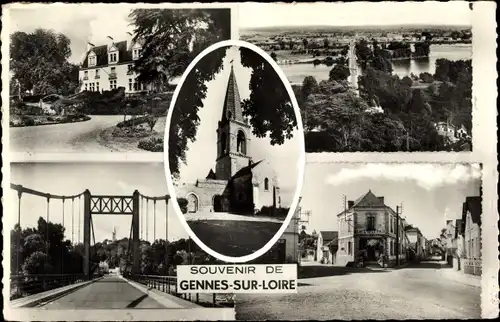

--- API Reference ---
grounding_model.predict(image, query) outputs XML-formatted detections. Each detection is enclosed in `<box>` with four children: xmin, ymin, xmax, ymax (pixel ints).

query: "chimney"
<box><xmin>86</xmin><ymin>42</ymin><xmax>95</xmax><ymax>53</ymax></box>
<box><xmin>378</xmin><ymin>196</ymin><xmax>384</xmax><ymax>204</ymax></box>
<box><xmin>107</xmin><ymin>36</ymin><xmax>114</xmax><ymax>50</ymax></box>
<box><xmin>126</xmin><ymin>32</ymin><xmax>134</xmax><ymax>50</ymax></box>
<box><xmin>348</xmin><ymin>201</ymin><xmax>354</xmax><ymax>208</ymax></box>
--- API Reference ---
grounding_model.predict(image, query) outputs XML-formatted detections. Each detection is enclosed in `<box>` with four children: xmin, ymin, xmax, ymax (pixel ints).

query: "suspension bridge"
<box><xmin>7</xmin><ymin>183</ymin><xmax>233</xmax><ymax>319</ymax></box>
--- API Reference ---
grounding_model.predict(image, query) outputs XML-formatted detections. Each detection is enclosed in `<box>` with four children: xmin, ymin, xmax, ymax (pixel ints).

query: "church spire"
<box><xmin>221</xmin><ymin>63</ymin><xmax>244</xmax><ymax>123</ymax></box>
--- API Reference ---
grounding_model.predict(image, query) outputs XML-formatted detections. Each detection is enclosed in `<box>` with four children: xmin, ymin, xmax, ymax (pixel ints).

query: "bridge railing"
<box><xmin>126</xmin><ymin>274</ymin><xmax>233</xmax><ymax>308</ymax></box>
<box><xmin>9</xmin><ymin>274</ymin><xmax>93</xmax><ymax>300</ymax></box>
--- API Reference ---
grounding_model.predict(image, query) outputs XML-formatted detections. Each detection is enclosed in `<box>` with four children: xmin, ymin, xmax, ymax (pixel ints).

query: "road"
<box><xmin>235</xmin><ymin>261</ymin><xmax>481</xmax><ymax>320</ymax></box>
<box><xmin>39</xmin><ymin>275</ymin><xmax>176</xmax><ymax>309</ymax></box>
<box><xmin>10</xmin><ymin>115</ymin><xmax>166</xmax><ymax>153</ymax></box>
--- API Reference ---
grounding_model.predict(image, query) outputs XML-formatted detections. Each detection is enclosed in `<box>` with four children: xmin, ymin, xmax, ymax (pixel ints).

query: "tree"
<box><xmin>129</xmin><ymin>8</ymin><xmax>231</xmax><ymax>92</ymax></box>
<box><xmin>301</xmin><ymin>76</ymin><xmax>318</xmax><ymax>99</ymax></box>
<box><xmin>323</xmin><ymin>38</ymin><xmax>330</xmax><ymax>49</ymax></box>
<box><xmin>270</xmin><ymin>52</ymin><xmax>277</xmax><ymax>61</ymax></box>
<box><xmin>23</xmin><ymin>251</ymin><xmax>53</xmax><ymax>275</ymax></box>
<box><xmin>177</xmin><ymin>198</ymin><xmax>189</xmax><ymax>214</ymax></box>
<box><xmin>10</xmin><ymin>29</ymin><xmax>79</xmax><ymax>96</ymax></box>
<box><xmin>302</xmin><ymin>38</ymin><xmax>309</xmax><ymax>52</ymax></box>
<box><xmin>329</xmin><ymin>64</ymin><xmax>350</xmax><ymax>81</ymax></box>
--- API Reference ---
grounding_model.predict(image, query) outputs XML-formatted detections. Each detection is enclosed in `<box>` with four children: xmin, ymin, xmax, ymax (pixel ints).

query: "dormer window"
<box><xmin>88</xmin><ymin>53</ymin><xmax>97</xmax><ymax>67</ymax></box>
<box><xmin>109</xmin><ymin>50</ymin><xmax>118</xmax><ymax>63</ymax></box>
<box><xmin>132</xmin><ymin>48</ymin><xmax>142</xmax><ymax>60</ymax></box>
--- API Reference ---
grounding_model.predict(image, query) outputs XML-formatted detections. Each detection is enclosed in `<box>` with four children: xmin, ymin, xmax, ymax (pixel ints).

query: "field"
<box><xmin>187</xmin><ymin>219</ymin><xmax>283</xmax><ymax>257</ymax></box>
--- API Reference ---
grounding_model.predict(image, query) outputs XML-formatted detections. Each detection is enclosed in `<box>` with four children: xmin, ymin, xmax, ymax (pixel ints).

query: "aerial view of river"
<box><xmin>281</xmin><ymin>44</ymin><xmax>472</xmax><ymax>85</ymax></box>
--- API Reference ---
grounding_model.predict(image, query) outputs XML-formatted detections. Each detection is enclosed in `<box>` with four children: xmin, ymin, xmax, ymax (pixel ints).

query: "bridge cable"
<box><xmin>16</xmin><ymin>190</ymin><xmax>22</xmax><ymax>274</ymax></box>
<box><xmin>71</xmin><ymin>197</ymin><xmax>75</xmax><ymax>244</ymax></box>
<box><xmin>153</xmin><ymin>199</ymin><xmax>157</xmax><ymax>242</ymax></box>
<box><xmin>46</xmin><ymin>196</ymin><xmax>51</xmax><ymax>253</ymax></box>
<box><xmin>62</xmin><ymin>198</ymin><xmax>65</xmax><ymax>274</ymax></box>
<box><xmin>78</xmin><ymin>196</ymin><xmax>81</xmax><ymax>244</ymax></box>
<box><xmin>146</xmin><ymin>200</ymin><xmax>149</xmax><ymax>242</ymax></box>
<box><xmin>165</xmin><ymin>197</ymin><xmax>169</xmax><ymax>242</ymax></box>
<box><xmin>140</xmin><ymin>196</ymin><xmax>144</xmax><ymax>240</ymax></box>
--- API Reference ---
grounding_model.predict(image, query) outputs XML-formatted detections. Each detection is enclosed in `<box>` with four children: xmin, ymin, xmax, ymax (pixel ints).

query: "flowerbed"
<box><xmin>112</xmin><ymin>125</ymin><xmax>153</xmax><ymax>138</ymax></box>
<box><xmin>10</xmin><ymin>114</ymin><xmax>91</xmax><ymax>127</ymax></box>
<box><xmin>138</xmin><ymin>137</ymin><xmax>164</xmax><ymax>152</ymax></box>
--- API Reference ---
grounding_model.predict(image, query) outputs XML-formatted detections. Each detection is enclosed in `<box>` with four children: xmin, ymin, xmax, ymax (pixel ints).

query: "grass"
<box><xmin>187</xmin><ymin>219</ymin><xmax>283</xmax><ymax>257</ymax></box>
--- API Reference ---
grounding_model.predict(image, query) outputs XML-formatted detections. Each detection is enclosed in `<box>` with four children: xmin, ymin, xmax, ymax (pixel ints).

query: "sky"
<box><xmin>8</xmin><ymin>4</ymin><xmax>136</xmax><ymax>64</ymax></box>
<box><xmin>175</xmin><ymin>46</ymin><xmax>302</xmax><ymax>207</ymax></box>
<box><xmin>300</xmin><ymin>163</ymin><xmax>482</xmax><ymax>240</ymax></box>
<box><xmin>239</xmin><ymin>2</ymin><xmax>472</xmax><ymax>29</ymax></box>
<box><xmin>8</xmin><ymin>162</ymin><xmax>189</xmax><ymax>244</ymax></box>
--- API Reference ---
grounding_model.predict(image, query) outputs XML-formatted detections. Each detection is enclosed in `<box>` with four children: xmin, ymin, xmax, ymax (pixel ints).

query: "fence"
<box><xmin>462</xmin><ymin>258</ymin><xmax>481</xmax><ymax>276</ymax></box>
<box><xmin>10</xmin><ymin>274</ymin><xmax>87</xmax><ymax>300</ymax></box>
<box><xmin>126</xmin><ymin>275</ymin><xmax>233</xmax><ymax>308</ymax></box>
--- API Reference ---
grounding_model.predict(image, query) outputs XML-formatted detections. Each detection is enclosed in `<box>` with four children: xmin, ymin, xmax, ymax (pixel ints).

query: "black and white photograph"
<box><xmin>236</xmin><ymin>163</ymin><xmax>482</xmax><ymax>320</ymax></box>
<box><xmin>7</xmin><ymin>4</ymin><xmax>232</xmax><ymax>154</ymax></box>
<box><xmin>5</xmin><ymin>162</ymin><xmax>235</xmax><ymax>320</ymax></box>
<box><xmin>166</xmin><ymin>44</ymin><xmax>304</xmax><ymax>260</ymax></box>
<box><xmin>240</xmin><ymin>2</ymin><xmax>473</xmax><ymax>152</ymax></box>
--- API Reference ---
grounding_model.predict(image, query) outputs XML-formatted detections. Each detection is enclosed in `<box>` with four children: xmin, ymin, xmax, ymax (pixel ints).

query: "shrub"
<box><xmin>177</xmin><ymin>198</ymin><xmax>188</xmax><ymax>214</ymax></box>
<box><xmin>137</xmin><ymin>137</ymin><xmax>164</xmax><ymax>152</ymax></box>
<box><xmin>21</xmin><ymin>116</ymin><xmax>35</xmax><ymax>126</ymax></box>
<box><xmin>46</xmin><ymin>116</ymin><xmax>54</xmax><ymax>122</ymax></box>
<box><xmin>112</xmin><ymin>126</ymin><xmax>150</xmax><ymax>138</ymax></box>
<box><xmin>116</xmin><ymin>116</ymin><xmax>150</xmax><ymax>128</ymax></box>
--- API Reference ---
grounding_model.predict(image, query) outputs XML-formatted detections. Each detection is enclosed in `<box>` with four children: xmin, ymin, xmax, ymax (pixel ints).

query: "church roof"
<box><xmin>231</xmin><ymin>160</ymin><xmax>263</xmax><ymax>179</ymax></box>
<box><xmin>350</xmin><ymin>190</ymin><xmax>386</xmax><ymax>208</ymax></box>
<box><xmin>206</xmin><ymin>169</ymin><xmax>216</xmax><ymax>180</ymax></box>
<box><xmin>221</xmin><ymin>65</ymin><xmax>244</xmax><ymax>123</ymax></box>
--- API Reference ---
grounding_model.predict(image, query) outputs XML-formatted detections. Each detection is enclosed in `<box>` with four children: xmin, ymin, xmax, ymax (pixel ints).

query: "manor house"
<box><xmin>178</xmin><ymin>65</ymin><xmax>281</xmax><ymax>215</ymax></box>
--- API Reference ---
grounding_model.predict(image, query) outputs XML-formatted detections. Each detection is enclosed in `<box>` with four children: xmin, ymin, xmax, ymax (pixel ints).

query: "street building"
<box><xmin>336</xmin><ymin>190</ymin><xmax>408</xmax><ymax>268</ymax></box>
<box><xmin>405</xmin><ymin>226</ymin><xmax>425</xmax><ymax>262</ymax></box>
<box><xmin>458</xmin><ymin>196</ymin><xmax>482</xmax><ymax>276</ymax></box>
<box><xmin>79</xmin><ymin>33</ymin><xmax>149</xmax><ymax>94</ymax></box>
<box><xmin>316</xmin><ymin>231</ymin><xmax>338</xmax><ymax>264</ymax></box>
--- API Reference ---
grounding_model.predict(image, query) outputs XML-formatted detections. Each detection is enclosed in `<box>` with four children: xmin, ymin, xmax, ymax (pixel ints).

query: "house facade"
<box><xmin>79</xmin><ymin>33</ymin><xmax>150</xmax><ymax>94</ymax></box>
<box><xmin>316</xmin><ymin>231</ymin><xmax>338</xmax><ymax>264</ymax></box>
<box><xmin>336</xmin><ymin>190</ymin><xmax>407</xmax><ymax>267</ymax></box>
<box><xmin>406</xmin><ymin>226</ymin><xmax>424</xmax><ymax>262</ymax></box>
<box><xmin>460</xmin><ymin>196</ymin><xmax>482</xmax><ymax>276</ymax></box>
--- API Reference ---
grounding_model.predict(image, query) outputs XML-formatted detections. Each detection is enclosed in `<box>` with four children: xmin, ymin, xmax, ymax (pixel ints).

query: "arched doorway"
<box><xmin>186</xmin><ymin>193</ymin><xmax>199</xmax><ymax>213</ymax></box>
<box><xmin>237</xmin><ymin>130</ymin><xmax>246</xmax><ymax>154</ymax></box>
<box><xmin>213</xmin><ymin>195</ymin><xmax>223</xmax><ymax>212</ymax></box>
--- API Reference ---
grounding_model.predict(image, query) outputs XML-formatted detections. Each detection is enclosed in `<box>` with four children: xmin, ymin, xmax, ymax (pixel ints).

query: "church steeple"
<box><xmin>221</xmin><ymin>63</ymin><xmax>244</xmax><ymax>123</ymax></box>
<box><xmin>215</xmin><ymin>62</ymin><xmax>252</xmax><ymax>181</ymax></box>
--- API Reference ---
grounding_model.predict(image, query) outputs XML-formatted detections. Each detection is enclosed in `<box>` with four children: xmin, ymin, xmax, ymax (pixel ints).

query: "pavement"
<box><xmin>37</xmin><ymin>275</ymin><xmax>188</xmax><ymax>309</ymax></box>
<box><xmin>236</xmin><ymin>260</ymin><xmax>481</xmax><ymax>320</ymax></box>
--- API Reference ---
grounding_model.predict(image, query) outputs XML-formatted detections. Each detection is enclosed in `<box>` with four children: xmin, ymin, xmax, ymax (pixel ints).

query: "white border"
<box><xmin>164</xmin><ymin>40</ymin><xmax>306</xmax><ymax>263</ymax></box>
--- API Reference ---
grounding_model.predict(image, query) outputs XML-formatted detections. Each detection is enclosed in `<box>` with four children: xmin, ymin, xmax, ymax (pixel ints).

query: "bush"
<box><xmin>21</xmin><ymin>116</ymin><xmax>35</xmax><ymax>126</ymax></box>
<box><xmin>116</xmin><ymin>116</ymin><xmax>150</xmax><ymax>128</ymax></box>
<box><xmin>255</xmin><ymin>206</ymin><xmax>290</xmax><ymax>219</ymax></box>
<box><xmin>138</xmin><ymin>137</ymin><xmax>164</xmax><ymax>152</ymax></box>
<box><xmin>112</xmin><ymin>126</ymin><xmax>150</xmax><ymax>138</ymax></box>
<box><xmin>46</xmin><ymin>116</ymin><xmax>54</xmax><ymax>122</ymax></box>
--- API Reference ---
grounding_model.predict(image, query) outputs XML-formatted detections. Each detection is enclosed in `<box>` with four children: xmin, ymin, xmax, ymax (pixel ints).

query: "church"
<box><xmin>178</xmin><ymin>64</ymin><xmax>281</xmax><ymax>216</ymax></box>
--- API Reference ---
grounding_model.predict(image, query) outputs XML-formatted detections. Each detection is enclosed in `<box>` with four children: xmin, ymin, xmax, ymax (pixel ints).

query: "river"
<box><xmin>281</xmin><ymin>44</ymin><xmax>472</xmax><ymax>85</ymax></box>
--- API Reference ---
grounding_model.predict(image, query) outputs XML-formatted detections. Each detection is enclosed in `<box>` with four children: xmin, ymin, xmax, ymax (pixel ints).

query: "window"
<box><xmin>237</xmin><ymin>131</ymin><xmax>246</xmax><ymax>154</ymax></box>
<box><xmin>129</xmin><ymin>79</ymin><xmax>133</xmax><ymax>91</ymax></box>
<box><xmin>110</xmin><ymin>80</ymin><xmax>117</xmax><ymax>90</ymax></box>
<box><xmin>90</xmin><ymin>83</ymin><xmax>95</xmax><ymax>92</ymax></box>
<box><xmin>109</xmin><ymin>52</ymin><xmax>117</xmax><ymax>63</ymax></box>
<box><xmin>220</xmin><ymin>133</ymin><xmax>227</xmax><ymax>155</ymax></box>
<box><xmin>95</xmin><ymin>69</ymin><xmax>99</xmax><ymax>78</ymax></box>
<box><xmin>367</xmin><ymin>215</ymin><xmax>376</xmax><ymax>231</ymax></box>
<box><xmin>347</xmin><ymin>217</ymin><xmax>352</xmax><ymax>233</ymax></box>
<box><xmin>390</xmin><ymin>217</ymin><xmax>393</xmax><ymax>233</ymax></box>
<box><xmin>127</xmin><ymin>64</ymin><xmax>133</xmax><ymax>74</ymax></box>
<box><xmin>133</xmin><ymin>48</ymin><xmax>143</xmax><ymax>60</ymax></box>
<box><xmin>89</xmin><ymin>56</ymin><xmax>96</xmax><ymax>66</ymax></box>
<box><xmin>264</xmin><ymin>178</ymin><xmax>269</xmax><ymax>191</ymax></box>
<box><xmin>84</xmin><ymin>71</ymin><xmax>89</xmax><ymax>79</ymax></box>
<box><xmin>84</xmin><ymin>83</ymin><xmax>88</xmax><ymax>91</ymax></box>
<box><xmin>348</xmin><ymin>241</ymin><xmax>352</xmax><ymax>255</ymax></box>
<box><xmin>390</xmin><ymin>241</ymin><xmax>394</xmax><ymax>256</ymax></box>
<box><xmin>111</xmin><ymin>67</ymin><xmax>116</xmax><ymax>74</ymax></box>
<box><xmin>96</xmin><ymin>82</ymin><xmax>99</xmax><ymax>92</ymax></box>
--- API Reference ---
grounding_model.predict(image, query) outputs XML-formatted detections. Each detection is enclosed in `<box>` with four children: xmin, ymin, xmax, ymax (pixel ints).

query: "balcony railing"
<box><xmin>463</xmin><ymin>258</ymin><xmax>481</xmax><ymax>276</ymax></box>
<box><xmin>95</xmin><ymin>75</ymin><xmax>100</xmax><ymax>79</ymax></box>
<box><xmin>127</xmin><ymin>70</ymin><xmax>134</xmax><ymax>75</ymax></box>
<box><xmin>83</xmin><ymin>76</ymin><xmax>89</xmax><ymax>80</ymax></box>
<box><xmin>126</xmin><ymin>274</ymin><xmax>233</xmax><ymax>308</ymax></box>
<box><xmin>108</xmin><ymin>72</ymin><xmax>117</xmax><ymax>80</ymax></box>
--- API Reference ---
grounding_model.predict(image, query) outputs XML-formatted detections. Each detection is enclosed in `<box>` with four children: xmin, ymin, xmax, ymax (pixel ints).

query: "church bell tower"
<box><xmin>215</xmin><ymin>64</ymin><xmax>252</xmax><ymax>181</ymax></box>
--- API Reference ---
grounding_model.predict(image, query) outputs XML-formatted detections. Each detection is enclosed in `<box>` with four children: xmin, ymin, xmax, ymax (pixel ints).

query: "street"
<box><xmin>235</xmin><ymin>261</ymin><xmax>481</xmax><ymax>320</ymax></box>
<box><xmin>9</xmin><ymin>115</ymin><xmax>166</xmax><ymax>153</ymax></box>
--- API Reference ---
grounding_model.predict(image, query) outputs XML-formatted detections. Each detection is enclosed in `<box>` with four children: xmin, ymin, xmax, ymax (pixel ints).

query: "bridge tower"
<box><xmin>348</xmin><ymin>40</ymin><xmax>359</xmax><ymax>96</ymax></box>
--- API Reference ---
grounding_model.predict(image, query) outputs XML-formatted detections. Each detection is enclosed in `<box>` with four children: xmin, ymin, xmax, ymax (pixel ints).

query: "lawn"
<box><xmin>187</xmin><ymin>219</ymin><xmax>283</xmax><ymax>257</ymax></box>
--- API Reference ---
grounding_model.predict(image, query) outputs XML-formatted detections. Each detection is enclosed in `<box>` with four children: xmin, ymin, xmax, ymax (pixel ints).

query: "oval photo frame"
<box><xmin>164</xmin><ymin>39</ymin><xmax>306</xmax><ymax>263</ymax></box>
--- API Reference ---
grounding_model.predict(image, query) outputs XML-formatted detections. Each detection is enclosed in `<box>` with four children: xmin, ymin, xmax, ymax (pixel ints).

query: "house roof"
<box><xmin>231</xmin><ymin>160</ymin><xmax>263</xmax><ymax>179</ymax></box>
<box><xmin>319</xmin><ymin>231</ymin><xmax>338</xmax><ymax>243</ymax></box>
<box><xmin>81</xmin><ymin>40</ymin><xmax>134</xmax><ymax>69</ymax></box>
<box><xmin>351</xmin><ymin>190</ymin><xmax>386</xmax><ymax>208</ymax></box>
<box><xmin>462</xmin><ymin>196</ymin><xmax>482</xmax><ymax>228</ymax></box>
<box><xmin>206</xmin><ymin>169</ymin><xmax>216</xmax><ymax>180</ymax></box>
<box><xmin>220</xmin><ymin>65</ymin><xmax>244</xmax><ymax>123</ymax></box>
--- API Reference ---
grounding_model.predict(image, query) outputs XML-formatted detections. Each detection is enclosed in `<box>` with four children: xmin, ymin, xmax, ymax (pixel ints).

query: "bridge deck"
<box><xmin>38</xmin><ymin>275</ymin><xmax>186</xmax><ymax>309</ymax></box>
